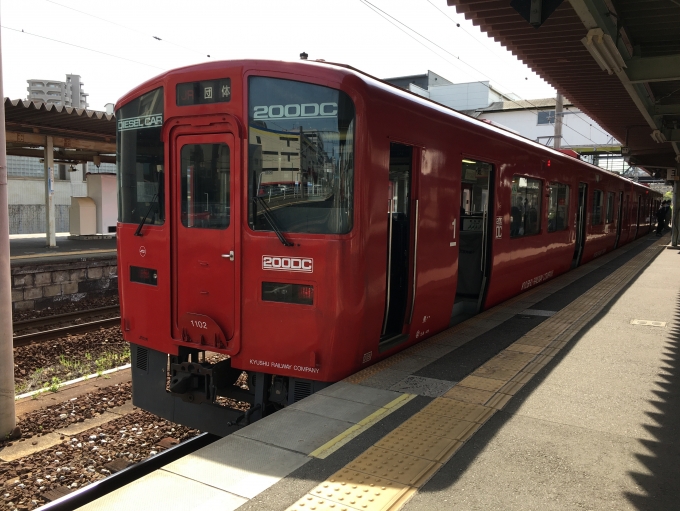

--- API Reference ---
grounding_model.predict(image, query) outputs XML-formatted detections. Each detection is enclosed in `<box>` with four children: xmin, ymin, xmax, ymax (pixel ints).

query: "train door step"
<box><xmin>379</xmin><ymin>333</ymin><xmax>410</xmax><ymax>353</ymax></box>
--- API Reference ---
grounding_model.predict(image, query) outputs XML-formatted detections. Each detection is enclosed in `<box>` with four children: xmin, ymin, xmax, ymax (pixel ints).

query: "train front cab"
<box><xmin>118</xmin><ymin>66</ymin><xmax>369</xmax><ymax>434</ymax></box>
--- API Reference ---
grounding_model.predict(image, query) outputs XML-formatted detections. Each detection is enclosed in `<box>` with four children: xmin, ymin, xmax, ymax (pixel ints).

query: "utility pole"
<box><xmin>0</xmin><ymin>13</ymin><xmax>19</xmax><ymax>440</ymax></box>
<box><xmin>554</xmin><ymin>93</ymin><xmax>563</xmax><ymax>150</ymax></box>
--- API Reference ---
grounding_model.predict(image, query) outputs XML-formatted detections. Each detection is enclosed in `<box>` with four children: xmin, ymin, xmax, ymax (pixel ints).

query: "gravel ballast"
<box><xmin>13</xmin><ymin>327</ymin><xmax>128</xmax><ymax>395</ymax></box>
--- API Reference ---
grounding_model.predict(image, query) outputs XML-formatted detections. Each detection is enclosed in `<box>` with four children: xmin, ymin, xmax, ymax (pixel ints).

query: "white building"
<box><xmin>385</xmin><ymin>71</ymin><xmax>625</xmax><ymax>173</ymax></box>
<box><xmin>475</xmin><ymin>98</ymin><xmax>618</xmax><ymax>153</ymax></box>
<box><xmin>26</xmin><ymin>74</ymin><xmax>89</xmax><ymax>108</ymax></box>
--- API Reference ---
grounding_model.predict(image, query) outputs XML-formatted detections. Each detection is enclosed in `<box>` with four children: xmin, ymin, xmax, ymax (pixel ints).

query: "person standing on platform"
<box><xmin>665</xmin><ymin>200</ymin><xmax>672</xmax><ymax>231</ymax></box>
<box><xmin>656</xmin><ymin>202</ymin><xmax>666</xmax><ymax>236</ymax></box>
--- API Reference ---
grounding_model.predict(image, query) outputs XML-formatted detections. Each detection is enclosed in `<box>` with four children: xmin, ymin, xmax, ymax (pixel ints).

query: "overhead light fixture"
<box><xmin>462</xmin><ymin>159</ymin><xmax>477</xmax><ymax>164</ymax></box>
<box><xmin>650</xmin><ymin>130</ymin><xmax>667</xmax><ymax>143</ymax></box>
<box><xmin>581</xmin><ymin>28</ymin><xmax>627</xmax><ymax>75</ymax></box>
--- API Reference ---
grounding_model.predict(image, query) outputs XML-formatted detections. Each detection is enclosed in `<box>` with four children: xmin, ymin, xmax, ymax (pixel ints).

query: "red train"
<box><xmin>117</xmin><ymin>59</ymin><xmax>661</xmax><ymax>434</ymax></box>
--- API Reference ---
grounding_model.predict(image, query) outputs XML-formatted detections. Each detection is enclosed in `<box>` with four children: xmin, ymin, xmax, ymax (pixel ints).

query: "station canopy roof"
<box><xmin>4</xmin><ymin>99</ymin><xmax>116</xmax><ymax>164</ymax></box>
<box><xmin>447</xmin><ymin>0</ymin><xmax>680</xmax><ymax>176</ymax></box>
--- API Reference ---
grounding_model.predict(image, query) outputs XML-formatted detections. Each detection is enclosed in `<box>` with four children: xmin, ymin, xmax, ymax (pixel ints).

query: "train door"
<box><xmin>635</xmin><ymin>196</ymin><xmax>641</xmax><ymax>238</ymax></box>
<box><xmin>451</xmin><ymin>159</ymin><xmax>493</xmax><ymax>324</ymax></box>
<box><xmin>173</xmin><ymin>133</ymin><xmax>235</xmax><ymax>348</ymax></box>
<box><xmin>571</xmin><ymin>183</ymin><xmax>587</xmax><ymax>268</ymax></box>
<box><xmin>614</xmin><ymin>191</ymin><xmax>623</xmax><ymax>248</ymax></box>
<box><xmin>380</xmin><ymin>143</ymin><xmax>418</xmax><ymax>349</ymax></box>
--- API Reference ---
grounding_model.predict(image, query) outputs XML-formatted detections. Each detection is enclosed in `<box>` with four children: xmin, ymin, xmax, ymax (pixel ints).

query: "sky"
<box><xmin>0</xmin><ymin>0</ymin><xmax>555</xmax><ymax>111</ymax></box>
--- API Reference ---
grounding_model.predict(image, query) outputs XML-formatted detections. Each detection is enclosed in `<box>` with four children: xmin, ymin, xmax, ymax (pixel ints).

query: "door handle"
<box><xmin>222</xmin><ymin>251</ymin><xmax>235</xmax><ymax>261</ymax></box>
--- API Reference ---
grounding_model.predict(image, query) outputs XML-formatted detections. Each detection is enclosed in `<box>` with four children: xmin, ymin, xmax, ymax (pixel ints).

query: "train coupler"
<box><xmin>169</xmin><ymin>361</ymin><xmax>215</xmax><ymax>404</ymax></box>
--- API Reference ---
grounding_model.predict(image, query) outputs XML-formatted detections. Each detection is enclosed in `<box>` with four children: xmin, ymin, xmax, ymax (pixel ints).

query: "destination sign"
<box><xmin>117</xmin><ymin>114</ymin><xmax>163</xmax><ymax>132</ymax></box>
<box><xmin>177</xmin><ymin>78</ymin><xmax>231</xmax><ymax>106</ymax></box>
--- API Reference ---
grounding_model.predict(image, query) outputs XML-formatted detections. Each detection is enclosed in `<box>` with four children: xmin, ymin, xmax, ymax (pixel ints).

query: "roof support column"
<box><xmin>672</xmin><ymin>181</ymin><xmax>679</xmax><ymax>247</ymax></box>
<box><xmin>43</xmin><ymin>136</ymin><xmax>56</xmax><ymax>247</ymax></box>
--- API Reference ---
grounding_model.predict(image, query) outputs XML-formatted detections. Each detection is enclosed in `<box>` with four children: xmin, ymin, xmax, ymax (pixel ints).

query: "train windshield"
<box><xmin>248</xmin><ymin>77</ymin><xmax>355</xmax><ymax>234</ymax></box>
<box><xmin>117</xmin><ymin>87</ymin><xmax>165</xmax><ymax>225</ymax></box>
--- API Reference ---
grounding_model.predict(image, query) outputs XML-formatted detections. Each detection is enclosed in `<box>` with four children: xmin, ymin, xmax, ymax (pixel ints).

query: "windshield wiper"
<box><xmin>253</xmin><ymin>196</ymin><xmax>294</xmax><ymax>246</ymax></box>
<box><xmin>134</xmin><ymin>193</ymin><xmax>158</xmax><ymax>237</ymax></box>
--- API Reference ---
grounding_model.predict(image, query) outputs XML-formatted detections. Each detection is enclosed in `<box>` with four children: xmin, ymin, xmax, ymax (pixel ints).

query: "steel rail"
<box><xmin>13</xmin><ymin>305</ymin><xmax>120</xmax><ymax>331</ymax></box>
<box><xmin>13</xmin><ymin>317</ymin><xmax>121</xmax><ymax>347</ymax></box>
<box><xmin>39</xmin><ymin>432</ymin><xmax>220</xmax><ymax>511</ymax></box>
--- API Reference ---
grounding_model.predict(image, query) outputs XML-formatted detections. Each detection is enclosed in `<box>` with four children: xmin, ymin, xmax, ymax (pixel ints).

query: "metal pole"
<box><xmin>44</xmin><ymin>136</ymin><xmax>56</xmax><ymax>247</ymax></box>
<box><xmin>554</xmin><ymin>93</ymin><xmax>563</xmax><ymax>150</ymax></box>
<box><xmin>0</xmin><ymin>15</ymin><xmax>19</xmax><ymax>439</ymax></box>
<box><xmin>672</xmin><ymin>180</ymin><xmax>679</xmax><ymax>247</ymax></box>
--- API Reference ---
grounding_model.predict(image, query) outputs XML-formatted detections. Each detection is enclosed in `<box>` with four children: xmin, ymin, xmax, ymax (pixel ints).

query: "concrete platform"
<box><xmin>78</xmin><ymin>234</ymin><xmax>677</xmax><ymax>511</ymax></box>
<box><xmin>10</xmin><ymin>232</ymin><xmax>117</xmax><ymax>265</ymax></box>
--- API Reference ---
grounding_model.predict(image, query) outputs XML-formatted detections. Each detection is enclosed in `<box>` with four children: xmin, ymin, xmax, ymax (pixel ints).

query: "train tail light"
<box><xmin>296</xmin><ymin>284</ymin><xmax>314</xmax><ymax>303</ymax></box>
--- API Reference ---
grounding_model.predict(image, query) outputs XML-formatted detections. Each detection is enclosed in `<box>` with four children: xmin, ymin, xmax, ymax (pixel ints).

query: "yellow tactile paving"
<box><xmin>511</xmin><ymin>371</ymin><xmax>534</xmax><ymax>384</ymax></box>
<box><xmin>506</xmin><ymin>343</ymin><xmax>544</xmax><ymax>354</ymax></box>
<box><xmin>457</xmin><ymin>375</ymin><xmax>507</xmax><ymax>393</ymax></box>
<box><xmin>375</xmin><ymin>427</ymin><xmax>462</xmax><ymax>462</ymax></box>
<box><xmin>541</xmin><ymin>347</ymin><xmax>561</xmax><ymax>357</ymax></box>
<box><xmin>523</xmin><ymin>356</ymin><xmax>553</xmax><ymax>374</ymax></box>
<box><xmin>346</xmin><ymin>446</ymin><xmax>441</xmax><ymax>487</ymax></box>
<box><xmin>286</xmin><ymin>495</ymin><xmax>361</xmax><ymax>511</ymax></box>
<box><xmin>512</xmin><ymin>335</ymin><xmax>554</xmax><ymax>347</ymax></box>
<box><xmin>483</xmin><ymin>352</ymin><xmax>535</xmax><ymax>371</ymax></box>
<box><xmin>420</xmin><ymin>398</ymin><xmax>496</xmax><ymax>424</ymax></box>
<box><xmin>498</xmin><ymin>381</ymin><xmax>525</xmax><ymax>396</ymax></box>
<box><xmin>471</xmin><ymin>366</ymin><xmax>518</xmax><ymax>381</ymax></box>
<box><xmin>396</xmin><ymin>413</ymin><xmax>479</xmax><ymax>441</ymax></box>
<box><xmin>485</xmin><ymin>393</ymin><xmax>513</xmax><ymax>410</ymax></box>
<box><xmin>294</xmin><ymin>236</ymin><xmax>668</xmax><ymax>511</ymax></box>
<box><xmin>308</xmin><ymin>469</ymin><xmax>410</xmax><ymax>511</ymax></box>
<box><xmin>441</xmin><ymin>386</ymin><xmax>493</xmax><ymax>404</ymax></box>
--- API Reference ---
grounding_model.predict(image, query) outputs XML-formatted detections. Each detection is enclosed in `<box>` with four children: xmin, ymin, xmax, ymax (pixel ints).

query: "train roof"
<box><xmin>116</xmin><ymin>59</ymin><xmax>658</xmax><ymax>197</ymax></box>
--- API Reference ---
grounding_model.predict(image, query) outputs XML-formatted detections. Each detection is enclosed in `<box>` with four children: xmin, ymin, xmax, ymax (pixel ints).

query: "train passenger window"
<box><xmin>117</xmin><ymin>87</ymin><xmax>165</xmax><ymax>225</ymax></box>
<box><xmin>460</xmin><ymin>160</ymin><xmax>491</xmax><ymax>227</ymax></box>
<box><xmin>180</xmin><ymin>143</ymin><xmax>230</xmax><ymax>229</ymax></box>
<box><xmin>547</xmin><ymin>182</ymin><xmax>569</xmax><ymax>232</ymax></box>
<box><xmin>248</xmin><ymin>77</ymin><xmax>355</xmax><ymax>234</ymax></box>
<box><xmin>592</xmin><ymin>190</ymin><xmax>603</xmax><ymax>225</ymax></box>
<box><xmin>606</xmin><ymin>192</ymin><xmax>615</xmax><ymax>224</ymax></box>
<box><xmin>510</xmin><ymin>175</ymin><xmax>541</xmax><ymax>237</ymax></box>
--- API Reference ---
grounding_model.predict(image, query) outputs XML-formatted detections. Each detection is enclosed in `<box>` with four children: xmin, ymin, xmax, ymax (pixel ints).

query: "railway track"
<box><xmin>13</xmin><ymin>305</ymin><xmax>121</xmax><ymax>347</ymax></box>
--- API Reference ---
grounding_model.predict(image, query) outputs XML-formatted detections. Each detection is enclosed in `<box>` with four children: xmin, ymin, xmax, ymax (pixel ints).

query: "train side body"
<box><xmin>116</xmin><ymin>60</ymin><xmax>661</xmax><ymax>426</ymax></box>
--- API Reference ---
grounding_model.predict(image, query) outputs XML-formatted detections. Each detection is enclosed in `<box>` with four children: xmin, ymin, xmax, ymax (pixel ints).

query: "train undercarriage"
<box><xmin>130</xmin><ymin>344</ymin><xmax>329</xmax><ymax>436</ymax></box>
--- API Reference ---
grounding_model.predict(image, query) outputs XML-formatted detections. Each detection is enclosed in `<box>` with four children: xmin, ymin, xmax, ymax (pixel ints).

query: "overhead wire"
<box><xmin>44</xmin><ymin>0</ymin><xmax>212</xmax><ymax>58</ymax></box>
<box><xmin>359</xmin><ymin>0</ymin><xmax>612</xmax><ymax>151</ymax></box>
<box><xmin>1</xmin><ymin>25</ymin><xmax>166</xmax><ymax>71</ymax></box>
<box><xmin>425</xmin><ymin>0</ymin><xmax>615</xmax><ymax>142</ymax></box>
